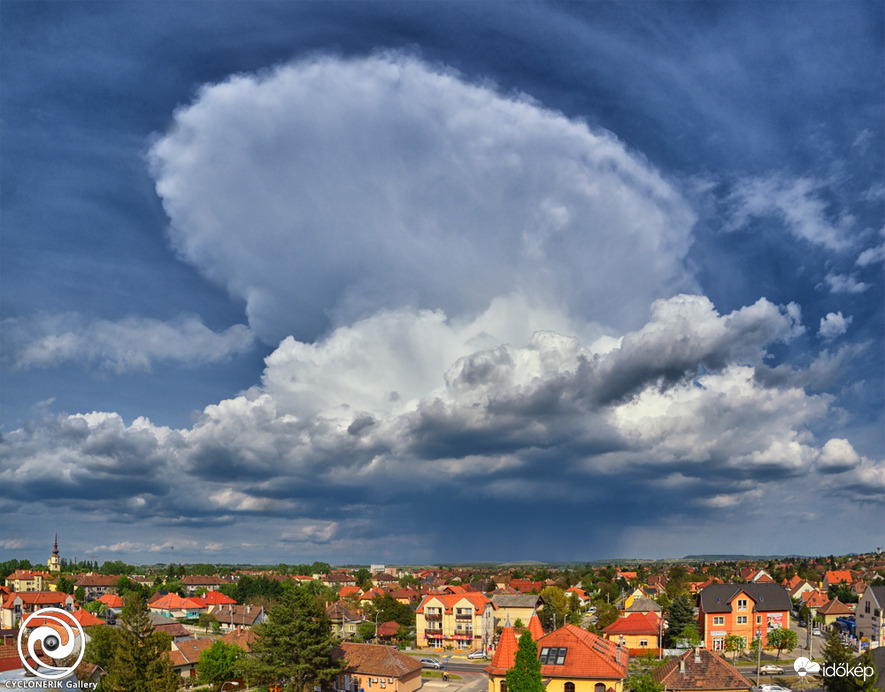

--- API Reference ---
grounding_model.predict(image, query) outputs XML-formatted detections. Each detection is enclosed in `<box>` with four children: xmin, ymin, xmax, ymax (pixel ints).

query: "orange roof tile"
<box><xmin>602</xmin><ymin>612</ymin><xmax>661</xmax><ymax>636</ymax></box>
<box><xmin>528</xmin><ymin>614</ymin><xmax>544</xmax><ymax>641</ymax></box>
<box><xmin>484</xmin><ymin>626</ymin><xmax>519</xmax><ymax>675</ymax></box>
<box><xmin>535</xmin><ymin>625</ymin><xmax>628</xmax><ymax>680</ymax></box>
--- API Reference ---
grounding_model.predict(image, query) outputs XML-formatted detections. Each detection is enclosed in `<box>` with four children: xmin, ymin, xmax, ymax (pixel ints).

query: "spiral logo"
<box><xmin>17</xmin><ymin>607</ymin><xmax>85</xmax><ymax>680</ymax></box>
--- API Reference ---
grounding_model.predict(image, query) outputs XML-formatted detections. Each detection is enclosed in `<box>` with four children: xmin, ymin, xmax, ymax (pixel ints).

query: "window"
<box><xmin>866</xmin><ymin>601</ymin><xmax>871</xmax><ymax>613</ymax></box>
<box><xmin>539</xmin><ymin>647</ymin><xmax>568</xmax><ymax>665</ymax></box>
<box><xmin>640</xmin><ymin>639</ymin><xmax>648</xmax><ymax>647</ymax></box>
<box><xmin>737</xmin><ymin>616</ymin><xmax>748</xmax><ymax>624</ymax></box>
<box><xmin>501</xmin><ymin>683</ymin><xmax>507</xmax><ymax>692</ymax></box>
<box><xmin>712</xmin><ymin>638</ymin><xmax>723</xmax><ymax>651</ymax></box>
<box><xmin>756</xmin><ymin>616</ymin><xmax>762</xmax><ymax>624</ymax></box>
<box><xmin>713</xmin><ymin>616</ymin><xmax>724</xmax><ymax>625</ymax></box>
<box><xmin>737</xmin><ymin>599</ymin><xmax>748</xmax><ymax>611</ymax></box>
<box><xmin>595</xmin><ymin>684</ymin><xmax>606</xmax><ymax>692</ymax></box>
<box><xmin>564</xmin><ymin>683</ymin><xmax>575</xmax><ymax>692</ymax></box>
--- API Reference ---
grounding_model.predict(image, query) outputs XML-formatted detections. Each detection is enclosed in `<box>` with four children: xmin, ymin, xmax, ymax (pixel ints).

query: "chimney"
<box><xmin>247</xmin><ymin>605</ymin><xmax>252</xmax><ymax>614</ymax></box>
<box><xmin>694</xmin><ymin>647</ymin><xmax>701</xmax><ymax>664</ymax></box>
<box><xmin>679</xmin><ymin>660</ymin><xmax>686</xmax><ymax>674</ymax></box>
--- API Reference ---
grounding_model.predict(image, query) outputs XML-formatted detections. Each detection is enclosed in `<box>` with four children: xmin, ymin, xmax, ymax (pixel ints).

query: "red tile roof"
<box><xmin>528</xmin><ymin>614</ymin><xmax>544</xmax><ymax>641</ymax></box>
<box><xmin>654</xmin><ymin>648</ymin><xmax>752</xmax><ymax>691</ymax></box>
<box><xmin>333</xmin><ymin>642</ymin><xmax>423</xmax><ymax>678</ymax></box>
<box><xmin>168</xmin><ymin>637</ymin><xmax>214</xmax><ymax>666</ymax></box>
<box><xmin>98</xmin><ymin>594</ymin><xmax>123</xmax><ymax>608</ymax></box>
<box><xmin>602</xmin><ymin>612</ymin><xmax>661</xmax><ymax>636</ymax></box>
<box><xmin>484</xmin><ymin>626</ymin><xmax>519</xmax><ymax>675</ymax></box>
<box><xmin>824</xmin><ymin>570</ymin><xmax>853</xmax><ymax>585</ymax></box>
<box><xmin>199</xmin><ymin>591</ymin><xmax>237</xmax><ymax>606</ymax></box>
<box><xmin>416</xmin><ymin>592</ymin><xmax>493</xmax><ymax>614</ymax></box>
<box><xmin>222</xmin><ymin>626</ymin><xmax>257</xmax><ymax>652</ymax></box>
<box><xmin>534</xmin><ymin>625</ymin><xmax>628</xmax><ymax>680</ymax></box>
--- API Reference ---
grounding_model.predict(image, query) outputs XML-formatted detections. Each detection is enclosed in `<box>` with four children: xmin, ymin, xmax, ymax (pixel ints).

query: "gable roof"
<box><xmin>223</xmin><ymin>626</ymin><xmax>257</xmax><ymax>652</ymax></box>
<box><xmin>416</xmin><ymin>592</ymin><xmax>493</xmax><ymax>614</ymax></box>
<box><xmin>817</xmin><ymin>598</ymin><xmax>854</xmax><ymax>616</ymax></box>
<box><xmin>491</xmin><ymin>594</ymin><xmax>542</xmax><ymax>609</ymax></box>
<box><xmin>602</xmin><ymin>612</ymin><xmax>660</xmax><ymax>636</ymax></box>
<box><xmin>333</xmin><ymin>642</ymin><xmax>423</xmax><ymax>678</ymax></box>
<box><xmin>98</xmin><ymin>594</ymin><xmax>124</xmax><ymax>608</ymax></box>
<box><xmin>654</xmin><ymin>648</ymin><xmax>752</xmax><ymax>691</ymax></box>
<box><xmin>866</xmin><ymin>586</ymin><xmax>885</xmax><ymax>609</ymax></box>
<box><xmin>824</xmin><ymin>570</ymin><xmax>853</xmax><ymax>585</ymax></box>
<box><xmin>534</xmin><ymin>624</ymin><xmax>628</xmax><ymax>680</ymax></box>
<box><xmin>625</xmin><ymin>597</ymin><xmax>662</xmax><ymax>613</ymax></box>
<box><xmin>698</xmin><ymin>583</ymin><xmax>791</xmax><ymax>614</ymax></box>
<box><xmin>168</xmin><ymin>637</ymin><xmax>214</xmax><ymax>667</ymax></box>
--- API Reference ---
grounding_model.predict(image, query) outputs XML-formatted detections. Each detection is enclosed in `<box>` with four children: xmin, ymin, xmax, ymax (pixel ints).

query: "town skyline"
<box><xmin>2</xmin><ymin>2</ymin><xmax>883</xmax><ymax>565</ymax></box>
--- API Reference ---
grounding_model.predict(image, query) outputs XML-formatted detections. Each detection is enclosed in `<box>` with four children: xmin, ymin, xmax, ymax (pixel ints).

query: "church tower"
<box><xmin>47</xmin><ymin>533</ymin><xmax>60</xmax><ymax>573</ymax></box>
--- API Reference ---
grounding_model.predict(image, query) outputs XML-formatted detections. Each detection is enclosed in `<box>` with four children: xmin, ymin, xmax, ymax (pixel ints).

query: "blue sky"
<box><xmin>1</xmin><ymin>1</ymin><xmax>882</xmax><ymax>566</ymax></box>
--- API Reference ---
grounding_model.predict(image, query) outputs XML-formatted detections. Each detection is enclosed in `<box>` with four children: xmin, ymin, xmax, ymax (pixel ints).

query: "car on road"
<box><xmin>759</xmin><ymin>665</ymin><xmax>784</xmax><ymax>675</ymax></box>
<box><xmin>812</xmin><ymin>628</ymin><xmax>822</xmax><ymax>636</ymax></box>
<box><xmin>758</xmin><ymin>685</ymin><xmax>791</xmax><ymax>692</ymax></box>
<box><xmin>467</xmin><ymin>650</ymin><xmax>488</xmax><ymax>660</ymax></box>
<box><xmin>419</xmin><ymin>658</ymin><xmax>442</xmax><ymax>669</ymax></box>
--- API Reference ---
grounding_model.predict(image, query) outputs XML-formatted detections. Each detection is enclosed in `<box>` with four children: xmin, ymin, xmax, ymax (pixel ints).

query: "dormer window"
<box><xmin>737</xmin><ymin>599</ymin><xmax>748</xmax><ymax>611</ymax></box>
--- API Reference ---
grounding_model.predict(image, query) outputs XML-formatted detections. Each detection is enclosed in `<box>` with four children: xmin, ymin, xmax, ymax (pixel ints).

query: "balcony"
<box><xmin>455</xmin><ymin>614</ymin><xmax>473</xmax><ymax>621</ymax></box>
<box><xmin>425</xmin><ymin>614</ymin><xmax>442</xmax><ymax>621</ymax></box>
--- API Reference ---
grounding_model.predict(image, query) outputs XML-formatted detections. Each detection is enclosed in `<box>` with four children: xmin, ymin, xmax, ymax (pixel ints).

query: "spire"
<box><xmin>528</xmin><ymin>607</ymin><xmax>544</xmax><ymax>640</ymax></box>
<box><xmin>52</xmin><ymin>533</ymin><xmax>59</xmax><ymax>557</ymax></box>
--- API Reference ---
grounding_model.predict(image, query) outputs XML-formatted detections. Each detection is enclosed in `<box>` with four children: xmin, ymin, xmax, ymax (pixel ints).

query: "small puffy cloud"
<box><xmin>856</xmin><ymin>240</ymin><xmax>884</xmax><ymax>267</ymax></box>
<box><xmin>0</xmin><ymin>539</ymin><xmax>26</xmax><ymax>549</ymax></box>
<box><xmin>824</xmin><ymin>273</ymin><xmax>870</xmax><ymax>294</ymax></box>
<box><xmin>149</xmin><ymin>52</ymin><xmax>697</xmax><ymax>345</ymax></box>
<box><xmin>2</xmin><ymin>313</ymin><xmax>254</xmax><ymax>372</ymax></box>
<box><xmin>726</xmin><ymin>174</ymin><xmax>852</xmax><ymax>251</ymax></box>
<box><xmin>818</xmin><ymin>312</ymin><xmax>852</xmax><ymax>340</ymax></box>
<box><xmin>817</xmin><ymin>438</ymin><xmax>861</xmax><ymax>474</ymax></box>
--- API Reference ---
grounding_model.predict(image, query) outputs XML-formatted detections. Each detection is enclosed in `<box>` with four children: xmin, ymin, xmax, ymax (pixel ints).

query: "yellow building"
<box><xmin>47</xmin><ymin>534</ymin><xmax>61</xmax><ymax>573</ymax></box>
<box><xmin>4</xmin><ymin>570</ymin><xmax>48</xmax><ymax>592</ymax></box>
<box><xmin>416</xmin><ymin>592</ymin><xmax>495</xmax><ymax>650</ymax></box>
<box><xmin>485</xmin><ymin>624</ymin><xmax>628</xmax><ymax>692</ymax></box>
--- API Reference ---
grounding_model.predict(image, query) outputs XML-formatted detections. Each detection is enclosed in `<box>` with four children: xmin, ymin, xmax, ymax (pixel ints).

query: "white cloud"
<box><xmin>818</xmin><ymin>312</ymin><xmax>852</xmax><ymax>339</ymax></box>
<box><xmin>817</xmin><ymin>438</ymin><xmax>861</xmax><ymax>473</ymax></box>
<box><xmin>2</xmin><ymin>313</ymin><xmax>253</xmax><ymax>372</ymax></box>
<box><xmin>824</xmin><ymin>273</ymin><xmax>870</xmax><ymax>294</ymax></box>
<box><xmin>149</xmin><ymin>52</ymin><xmax>697</xmax><ymax>345</ymax></box>
<box><xmin>726</xmin><ymin>174</ymin><xmax>853</xmax><ymax>251</ymax></box>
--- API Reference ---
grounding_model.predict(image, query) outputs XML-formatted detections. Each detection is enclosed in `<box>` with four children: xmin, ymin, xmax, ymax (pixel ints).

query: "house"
<box><xmin>74</xmin><ymin>575</ymin><xmax>119</xmax><ymax>601</ymax></box>
<box><xmin>198</xmin><ymin>590</ymin><xmax>237</xmax><ymax>607</ymax></box>
<box><xmin>4</xmin><ymin>570</ymin><xmax>50</xmax><ymax>593</ymax></box>
<box><xmin>181</xmin><ymin>575</ymin><xmax>226</xmax><ymax>595</ymax></box>
<box><xmin>372</xmin><ymin>573</ymin><xmax>400</xmax><ymax>589</ymax></box>
<box><xmin>332</xmin><ymin>642</ymin><xmax>423</xmax><ymax>692</ymax></box>
<box><xmin>653</xmin><ymin>647</ymin><xmax>753</xmax><ymax>692</ymax></box>
<box><xmin>377</xmin><ymin>620</ymin><xmax>401</xmax><ymax>643</ymax></box>
<box><xmin>208</xmin><ymin>604</ymin><xmax>267</xmax><ymax>632</ymax></box>
<box><xmin>623</xmin><ymin>598</ymin><xmax>662</xmax><ymax>617</ymax></box>
<box><xmin>485</xmin><ymin>624</ymin><xmax>629</xmax><ymax>692</ymax></box>
<box><xmin>698</xmin><ymin>583</ymin><xmax>791</xmax><ymax>652</ymax></box>
<box><xmin>566</xmin><ymin>588</ymin><xmax>591</xmax><ymax>608</ymax></box>
<box><xmin>166</xmin><ymin>637</ymin><xmax>214</xmax><ymax>680</ymax></box>
<box><xmin>509</xmin><ymin>579</ymin><xmax>546</xmax><ymax>594</ymax></box>
<box><xmin>823</xmin><ymin>571</ymin><xmax>854</xmax><ymax>590</ymax></box>
<box><xmin>789</xmin><ymin>580</ymin><xmax>817</xmax><ymax>604</ymax></box>
<box><xmin>360</xmin><ymin>588</ymin><xmax>390</xmax><ymax>603</ymax></box>
<box><xmin>148</xmin><ymin>592</ymin><xmax>207</xmax><ymax>619</ymax></box>
<box><xmin>325</xmin><ymin>573</ymin><xmax>358</xmax><ymax>589</ymax></box>
<box><xmin>856</xmin><ymin>585</ymin><xmax>885</xmax><ymax>649</ymax></box>
<box><xmin>98</xmin><ymin>594</ymin><xmax>124</xmax><ymax>616</ymax></box>
<box><xmin>416</xmin><ymin>592</ymin><xmax>495</xmax><ymax>650</ymax></box>
<box><xmin>816</xmin><ymin>598</ymin><xmax>854</xmax><ymax>627</ymax></box>
<box><xmin>390</xmin><ymin>588</ymin><xmax>421</xmax><ymax>605</ymax></box>
<box><xmin>222</xmin><ymin>626</ymin><xmax>257</xmax><ymax>652</ymax></box>
<box><xmin>327</xmin><ymin>602</ymin><xmax>366</xmax><ymax>640</ymax></box>
<box><xmin>601</xmin><ymin>612</ymin><xmax>662</xmax><ymax>655</ymax></box>
<box><xmin>801</xmin><ymin>589</ymin><xmax>830</xmax><ymax>619</ymax></box>
<box><xmin>340</xmin><ymin>586</ymin><xmax>362</xmax><ymax>600</ymax></box>
<box><xmin>1</xmin><ymin>592</ymin><xmax>75</xmax><ymax>629</ymax></box>
<box><xmin>153</xmin><ymin>621</ymin><xmax>194</xmax><ymax>642</ymax></box>
<box><xmin>490</xmin><ymin>594</ymin><xmax>542</xmax><ymax>630</ymax></box>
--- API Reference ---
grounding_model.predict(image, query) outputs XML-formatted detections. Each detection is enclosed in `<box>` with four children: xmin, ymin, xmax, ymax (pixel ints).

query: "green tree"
<box><xmin>723</xmin><ymin>634</ymin><xmax>745</xmax><ymax>661</ymax></box>
<box><xmin>627</xmin><ymin>670</ymin><xmax>664</xmax><ymax>692</ymax></box>
<box><xmin>355</xmin><ymin>620</ymin><xmax>376</xmax><ymax>642</ymax></box>
<box><xmin>84</xmin><ymin>600</ymin><xmax>107</xmax><ymax>616</ymax></box>
<box><xmin>505</xmin><ymin>632</ymin><xmax>544</xmax><ymax>692</ymax></box>
<box><xmin>680</xmin><ymin>623</ymin><xmax>702</xmax><ymax>648</ymax></box>
<box><xmin>664</xmin><ymin>594</ymin><xmax>695</xmax><ymax>646</ymax></box>
<box><xmin>103</xmin><ymin>593</ymin><xmax>178</xmax><ymax>692</ymax></box>
<box><xmin>246</xmin><ymin>587</ymin><xmax>344</xmax><ymax>691</ymax></box>
<box><xmin>199</xmin><ymin>612</ymin><xmax>218</xmax><ymax>632</ymax></box>
<box><xmin>539</xmin><ymin>586</ymin><xmax>569</xmax><ymax>630</ymax></box>
<box><xmin>766</xmin><ymin>628</ymin><xmax>798</xmax><ymax>660</ymax></box>
<box><xmin>820</xmin><ymin>628</ymin><xmax>878</xmax><ymax>692</ymax></box>
<box><xmin>83</xmin><ymin>624</ymin><xmax>121</xmax><ymax>672</ymax></box>
<box><xmin>198</xmin><ymin>640</ymin><xmax>243</xmax><ymax>691</ymax></box>
<box><xmin>74</xmin><ymin>586</ymin><xmax>86</xmax><ymax>603</ymax></box>
<box><xmin>56</xmin><ymin>575</ymin><xmax>75</xmax><ymax>594</ymax></box>
<box><xmin>590</xmin><ymin>601</ymin><xmax>619</xmax><ymax>633</ymax></box>
<box><xmin>353</xmin><ymin>568</ymin><xmax>373</xmax><ymax>590</ymax></box>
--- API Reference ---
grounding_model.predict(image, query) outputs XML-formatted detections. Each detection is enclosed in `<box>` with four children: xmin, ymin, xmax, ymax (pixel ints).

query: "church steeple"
<box><xmin>48</xmin><ymin>534</ymin><xmax>61</xmax><ymax>573</ymax></box>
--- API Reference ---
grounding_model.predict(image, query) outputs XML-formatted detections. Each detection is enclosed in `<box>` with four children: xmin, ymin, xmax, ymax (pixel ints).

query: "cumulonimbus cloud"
<box><xmin>149</xmin><ymin>51</ymin><xmax>698</xmax><ymax>345</ymax></box>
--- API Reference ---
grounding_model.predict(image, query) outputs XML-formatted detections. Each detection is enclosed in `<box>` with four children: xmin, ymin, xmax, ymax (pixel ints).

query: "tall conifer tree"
<box><xmin>505</xmin><ymin>632</ymin><xmax>544</xmax><ymax>692</ymax></box>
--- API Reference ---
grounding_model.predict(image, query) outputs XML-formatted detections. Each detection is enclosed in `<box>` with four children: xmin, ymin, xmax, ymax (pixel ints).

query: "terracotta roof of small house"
<box><xmin>824</xmin><ymin>570</ymin><xmax>853</xmax><ymax>585</ymax></box>
<box><xmin>654</xmin><ymin>648</ymin><xmax>752</xmax><ymax>691</ymax></box>
<box><xmin>168</xmin><ymin>637</ymin><xmax>214</xmax><ymax>666</ymax></box>
<box><xmin>223</xmin><ymin>626</ymin><xmax>257</xmax><ymax>652</ymax></box>
<box><xmin>153</xmin><ymin>622</ymin><xmax>192</xmax><ymax>638</ymax></box>
<box><xmin>98</xmin><ymin>594</ymin><xmax>124</xmax><ymax>608</ymax></box>
<box><xmin>817</xmin><ymin>598</ymin><xmax>854</xmax><ymax>616</ymax></box>
<box><xmin>377</xmin><ymin>620</ymin><xmax>400</xmax><ymax>638</ymax></box>
<box><xmin>333</xmin><ymin>642</ymin><xmax>423</xmax><ymax>678</ymax></box>
<box><xmin>602</xmin><ymin>612</ymin><xmax>661</xmax><ymax>636</ymax></box>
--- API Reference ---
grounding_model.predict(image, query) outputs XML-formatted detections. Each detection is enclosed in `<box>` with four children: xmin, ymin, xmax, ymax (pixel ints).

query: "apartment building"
<box><xmin>416</xmin><ymin>592</ymin><xmax>495</xmax><ymax>650</ymax></box>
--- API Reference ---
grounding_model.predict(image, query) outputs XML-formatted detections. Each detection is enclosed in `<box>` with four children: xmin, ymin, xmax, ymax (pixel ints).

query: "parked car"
<box><xmin>760</xmin><ymin>665</ymin><xmax>784</xmax><ymax>675</ymax></box>
<box><xmin>467</xmin><ymin>650</ymin><xmax>487</xmax><ymax>660</ymax></box>
<box><xmin>419</xmin><ymin>658</ymin><xmax>442</xmax><ymax>669</ymax></box>
<box><xmin>759</xmin><ymin>685</ymin><xmax>791</xmax><ymax>692</ymax></box>
<box><xmin>812</xmin><ymin>628</ymin><xmax>822</xmax><ymax>636</ymax></box>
